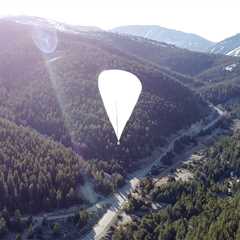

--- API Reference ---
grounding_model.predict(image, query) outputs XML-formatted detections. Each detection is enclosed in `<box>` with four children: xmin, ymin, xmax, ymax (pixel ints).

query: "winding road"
<box><xmin>20</xmin><ymin>106</ymin><xmax>224</xmax><ymax>240</ymax></box>
<box><xmin>82</xmin><ymin>106</ymin><xmax>225</xmax><ymax>240</ymax></box>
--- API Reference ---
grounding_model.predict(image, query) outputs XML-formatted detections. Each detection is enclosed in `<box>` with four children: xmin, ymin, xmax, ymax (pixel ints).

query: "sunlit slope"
<box><xmin>112</xmin><ymin>25</ymin><xmax>214</xmax><ymax>52</ymax></box>
<box><xmin>0</xmin><ymin>19</ymin><xmax>210</xmax><ymax>170</ymax></box>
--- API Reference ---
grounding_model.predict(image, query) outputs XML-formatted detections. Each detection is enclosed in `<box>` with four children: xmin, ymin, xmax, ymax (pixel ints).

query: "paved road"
<box><xmin>82</xmin><ymin>106</ymin><xmax>225</xmax><ymax>240</ymax></box>
<box><xmin>20</xmin><ymin>106</ymin><xmax>224</xmax><ymax>240</ymax></box>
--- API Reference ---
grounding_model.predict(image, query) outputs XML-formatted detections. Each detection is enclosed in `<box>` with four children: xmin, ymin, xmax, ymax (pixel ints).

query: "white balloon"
<box><xmin>98</xmin><ymin>70</ymin><xmax>142</xmax><ymax>144</ymax></box>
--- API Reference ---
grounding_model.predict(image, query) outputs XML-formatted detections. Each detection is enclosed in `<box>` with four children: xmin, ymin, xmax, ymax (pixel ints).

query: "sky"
<box><xmin>1</xmin><ymin>0</ymin><xmax>240</xmax><ymax>42</ymax></box>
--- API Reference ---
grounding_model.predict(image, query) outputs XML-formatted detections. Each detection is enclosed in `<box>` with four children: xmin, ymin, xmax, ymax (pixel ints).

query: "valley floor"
<box><xmin>82</xmin><ymin>106</ymin><xmax>225</xmax><ymax>240</ymax></box>
<box><xmin>4</xmin><ymin>106</ymin><xmax>225</xmax><ymax>240</ymax></box>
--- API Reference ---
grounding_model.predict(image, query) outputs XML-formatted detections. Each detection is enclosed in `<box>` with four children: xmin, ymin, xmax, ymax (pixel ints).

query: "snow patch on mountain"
<box><xmin>4</xmin><ymin>16</ymin><xmax>101</xmax><ymax>35</ymax></box>
<box><xmin>227</xmin><ymin>46</ymin><xmax>240</xmax><ymax>56</ymax></box>
<box><xmin>225</xmin><ymin>63</ymin><xmax>237</xmax><ymax>72</ymax></box>
<box><xmin>209</xmin><ymin>33</ymin><xmax>240</xmax><ymax>57</ymax></box>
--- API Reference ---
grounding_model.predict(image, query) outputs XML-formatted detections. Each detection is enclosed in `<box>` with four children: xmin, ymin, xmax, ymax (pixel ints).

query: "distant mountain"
<box><xmin>99</xmin><ymin>30</ymin><xmax>239</xmax><ymax>104</ymax></box>
<box><xmin>209</xmin><ymin>33</ymin><xmax>240</xmax><ymax>56</ymax></box>
<box><xmin>112</xmin><ymin>25</ymin><xmax>215</xmax><ymax>52</ymax></box>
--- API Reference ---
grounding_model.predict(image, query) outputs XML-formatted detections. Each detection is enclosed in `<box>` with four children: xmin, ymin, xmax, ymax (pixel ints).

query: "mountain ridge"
<box><xmin>112</xmin><ymin>25</ymin><xmax>215</xmax><ymax>52</ymax></box>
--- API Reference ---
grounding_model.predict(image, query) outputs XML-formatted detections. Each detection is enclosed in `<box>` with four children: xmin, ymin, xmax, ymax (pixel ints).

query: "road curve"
<box><xmin>82</xmin><ymin>106</ymin><xmax>224</xmax><ymax>240</ymax></box>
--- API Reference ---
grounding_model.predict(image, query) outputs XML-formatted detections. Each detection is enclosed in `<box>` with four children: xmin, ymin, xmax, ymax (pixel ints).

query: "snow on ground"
<box><xmin>113</xmin><ymin>212</ymin><xmax>132</xmax><ymax>230</ymax></box>
<box><xmin>225</xmin><ymin>63</ymin><xmax>237</xmax><ymax>72</ymax></box>
<box><xmin>154</xmin><ymin>176</ymin><xmax>170</xmax><ymax>187</ymax></box>
<box><xmin>212</xmin><ymin>45</ymin><xmax>225</xmax><ymax>53</ymax></box>
<box><xmin>227</xmin><ymin>46</ymin><xmax>240</xmax><ymax>56</ymax></box>
<box><xmin>175</xmin><ymin>168</ymin><xmax>193</xmax><ymax>181</ymax></box>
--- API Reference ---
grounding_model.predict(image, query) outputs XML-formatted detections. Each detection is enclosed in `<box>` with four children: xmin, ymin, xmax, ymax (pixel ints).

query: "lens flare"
<box><xmin>32</xmin><ymin>23</ymin><xmax>58</xmax><ymax>54</ymax></box>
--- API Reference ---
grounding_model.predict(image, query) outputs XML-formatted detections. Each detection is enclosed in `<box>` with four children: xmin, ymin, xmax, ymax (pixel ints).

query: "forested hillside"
<box><xmin>111</xmin><ymin>133</ymin><xmax>240</xmax><ymax>240</ymax></box>
<box><xmin>0</xmin><ymin>18</ymin><xmax>210</xmax><ymax>174</ymax></box>
<box><xmin>0</xmin><ymin>117</ymin><xmax>86</xmax><ymax>214</ymax></box>
<box><xmin>197</xmin><ymin>61</ymin><xmax>240</xmax><ymax>104</ymax></box>
<box><xmin>112</xmin><ymin>25</ymin><xmax>214</xmax><ymax>52</ymax></box>
<box><xmin>85</xmin><ymin>31</ymin><xmax>235</xmax><ymax>77</ymax></box>
<box><xmin>91</xmin><ymin>30</ymin><xmax>240</xmax><ymax>105</ymax></box>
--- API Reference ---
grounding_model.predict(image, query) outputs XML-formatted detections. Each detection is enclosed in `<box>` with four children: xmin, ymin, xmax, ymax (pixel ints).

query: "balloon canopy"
<box><xmin>98</xmin><ymin>70</ymin><xmax>142</xmax><ymax>144</ymax></box>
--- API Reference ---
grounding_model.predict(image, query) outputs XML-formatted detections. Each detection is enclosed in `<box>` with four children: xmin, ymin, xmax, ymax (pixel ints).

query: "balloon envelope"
<box><xmin>98</xmin><ymin>70</ymin><xmax>142</xmax><ymax>144</ymax></box>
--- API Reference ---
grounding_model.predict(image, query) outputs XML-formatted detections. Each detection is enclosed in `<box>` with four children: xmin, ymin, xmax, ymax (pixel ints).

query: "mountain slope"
<box><xmin>0</xmin><ymin>117</ymin><xmax>86</xmax><ymax>214</ymax></box>
<box><xmin>3</xmin><ymin>15</ymin><xmax>102</xmax><ymax>33</ymax></box>
<box><xmin>89</xmin><ymin>30</ymin><xmax>235</xmax><ymax>78</ymax></box>
<box><xmin>196</xmin><ymin>58</ymin><xmax>240</xmax><ymax>104</ymax></box>
<box><xmin>112</xmin><ymin>25</ymin><xmax>215</xmax><ymax>52</ymax></box>
<box><xmin>210</xmin><ymin>33</ymin><xmax>240</xmax><ymax>56</ymax></box>
<box><xmin>89</xmin><ymin>30</ymin><xmax>239</xmax><ymax>104</ymax></box>
<box><xmin>0</xmin><ymin>17</ymin><xmax>210</xmax><ymax>174</ymax></box>
<box><xmin>111</xmin><ymin>133</ymin><xmax>240</xmax><ymax>240</ymax></box>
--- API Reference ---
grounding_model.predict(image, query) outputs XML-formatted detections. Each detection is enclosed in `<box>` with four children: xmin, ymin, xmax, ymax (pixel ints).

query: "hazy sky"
<box><xmin>1</xmin><ymin>0</ymin><xmax>239</xmax><ymax>42</ymax></box>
